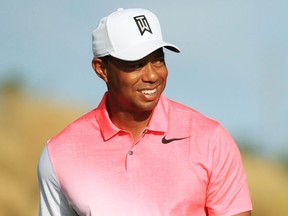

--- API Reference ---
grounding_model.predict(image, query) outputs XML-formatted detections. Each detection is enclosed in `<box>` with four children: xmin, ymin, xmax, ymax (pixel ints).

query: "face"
<box><xmin>94</xmin><ymin>49</ymin><xmax>168</xmax><ymax>114</ymax></box>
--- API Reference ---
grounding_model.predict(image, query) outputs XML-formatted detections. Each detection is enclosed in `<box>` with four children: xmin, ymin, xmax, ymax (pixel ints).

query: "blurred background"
<box><xmin>1</xmin><ymin>0</ymin><xmax>287</xmax><ymax>215</ymax></box>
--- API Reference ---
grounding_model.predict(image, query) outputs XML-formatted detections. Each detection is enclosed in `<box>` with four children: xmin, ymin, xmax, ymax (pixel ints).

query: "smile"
<box><xmin>140</xmin><ymin>89</ymin><xmax>156</xmax><ymax>95</ymax></box>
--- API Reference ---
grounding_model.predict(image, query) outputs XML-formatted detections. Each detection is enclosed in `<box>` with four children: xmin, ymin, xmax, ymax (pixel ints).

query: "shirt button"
<box><xmin>128</xmin><ymin>150</ymin><xmax>134</xmax><ymax>155</ymax></box>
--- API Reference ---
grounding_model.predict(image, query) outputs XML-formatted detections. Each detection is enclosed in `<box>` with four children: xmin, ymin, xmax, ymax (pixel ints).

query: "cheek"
<box><xmin>163</xmin><ymin>71</ymin><xmax>168</xmax><ymax>80</ymax></box>
<box><xmin>158</xmin><ymin>65</ymin><xmax>168</xmax><ymax>77</ymax></box>
<box><xmin>107</xmin><ymin>73</ymin><xmax>137</xmax><ymax>92</ymax></box>
<box><xmin>106</xmin><ymin>72</ymin><xmax>120</xmax><ymax>92</ymax></box>
<box><xmin>160</xmin><ymin>68</ymin><xmax>168</xmax><ymax>83</ymax></box>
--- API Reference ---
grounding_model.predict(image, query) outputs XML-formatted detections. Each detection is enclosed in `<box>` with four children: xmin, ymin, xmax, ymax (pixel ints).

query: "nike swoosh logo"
<box><xmin>161</xmin><ymin>136</ymin><xmax>189</xmax><ymax>144</ymax></box>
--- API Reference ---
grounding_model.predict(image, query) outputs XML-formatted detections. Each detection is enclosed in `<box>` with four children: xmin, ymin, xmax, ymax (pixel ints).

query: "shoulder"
<box><xmin>164</xmin><ymin>96</ymin><xmax>236</xmax><ymax>153</ymax></box>
<box><xmin>166</xmin><ymin>97</ymin><xmax>220</xmax><ymax>129</ymax></box>
<box><xmin>46</xmin><ymin>108</ymin><xmax>101</xmax><ymax>170</ymax></box>
<box><xmin>48</xmin><ymin>108</ymin><xmax>99</xmax><ymax>145</ymax></box>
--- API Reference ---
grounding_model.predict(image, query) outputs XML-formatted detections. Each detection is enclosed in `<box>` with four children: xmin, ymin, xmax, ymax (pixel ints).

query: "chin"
<box><xmin>136</xmin><ymin>101</ymin><xmax>159</xmax><ymax>112</ymax></box>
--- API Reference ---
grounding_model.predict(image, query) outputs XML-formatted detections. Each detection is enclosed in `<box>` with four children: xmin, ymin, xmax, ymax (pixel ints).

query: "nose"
<box><xmin>141</xmin><ymin>62</ymin><xmax>159</xmax><ymax>83</ymax></box>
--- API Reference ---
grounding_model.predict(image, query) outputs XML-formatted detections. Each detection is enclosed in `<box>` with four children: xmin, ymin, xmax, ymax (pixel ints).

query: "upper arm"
<box><xmin>206</xmin><ymin>125</ymin><xmax>252</xmax><ymax>215</ymax></box>
<box><xmin>37</xmin><ymin>144</ymin><xmax>77</xmax><ymax>216</ymax></box>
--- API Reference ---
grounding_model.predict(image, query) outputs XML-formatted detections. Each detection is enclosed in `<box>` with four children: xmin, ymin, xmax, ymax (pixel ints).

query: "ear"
<box><xmin>92</xmin><ymin>58</ymin><xmax>108</xmax><ymax>83</ymax></box>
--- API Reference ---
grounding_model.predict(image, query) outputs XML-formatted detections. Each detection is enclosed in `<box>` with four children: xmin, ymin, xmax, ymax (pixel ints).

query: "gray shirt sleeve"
<box><xmin>37</xmin><ymin>144</ymin><xmax>78</xmax><ymax>216</ymax></box>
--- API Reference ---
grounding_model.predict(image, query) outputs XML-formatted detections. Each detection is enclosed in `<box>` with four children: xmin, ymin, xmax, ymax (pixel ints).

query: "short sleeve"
<box><xmin>206</xmin><ymin>125</ymin><xmax>252</xmax><ymax>216</ymax></box>
<box><xmin>37</xmin><ymin>144</ymin><xmax>78</xmax><ymax>216</ymax></box>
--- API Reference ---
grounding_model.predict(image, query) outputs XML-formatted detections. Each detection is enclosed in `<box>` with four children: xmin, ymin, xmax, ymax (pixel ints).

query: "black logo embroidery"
<box><xmin>161</xmin><ymin>136</ymin><xmax>189</xmax><ymax>144</ymax></box>
<box><xmin>134</xmin><ymin>15</ymin><xmax>152</xmax><ymax>36</ymax></box>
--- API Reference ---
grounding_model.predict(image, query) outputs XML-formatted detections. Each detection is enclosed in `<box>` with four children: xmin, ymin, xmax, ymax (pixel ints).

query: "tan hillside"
<box><xmin>0</xmin><ymin>93</ymin><xmax>287</xmax><ymax>215</ymax></box>
<box><xmin>0</xmin><ymin>93</ymin><xmax>84</xmax><ymax>215</ymax></box>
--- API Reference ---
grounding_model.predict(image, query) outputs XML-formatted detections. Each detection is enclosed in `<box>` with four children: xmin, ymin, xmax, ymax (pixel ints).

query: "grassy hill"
<box><xmin>0</xmin><ymin>93</ymin><xmax>84</xmax><ymax>215</ymax></box>
<box><xmin>0</xmin><ymin>93</ymin><xmax>287</xmax><ymax>215</ymax></box>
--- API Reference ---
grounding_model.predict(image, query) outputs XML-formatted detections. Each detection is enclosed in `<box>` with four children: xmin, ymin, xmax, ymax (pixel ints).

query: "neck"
<box><xmin>107</xmin><ymin>105</ymin><xmax>153</xmax><ymax>141</ymax></box>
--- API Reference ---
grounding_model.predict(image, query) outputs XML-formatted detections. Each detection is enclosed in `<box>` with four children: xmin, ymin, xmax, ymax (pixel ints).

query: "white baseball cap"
<box><xmin>92</xmin><ymin>8</ymin><xmax>180</xmax><ymax>61</ymax></box>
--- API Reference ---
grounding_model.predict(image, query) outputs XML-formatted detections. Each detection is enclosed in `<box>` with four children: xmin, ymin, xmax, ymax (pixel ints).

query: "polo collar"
<box><xmin>95</xmin><ymin>93</ymin><xmax>169</xmax><ymax>140</ymax></box>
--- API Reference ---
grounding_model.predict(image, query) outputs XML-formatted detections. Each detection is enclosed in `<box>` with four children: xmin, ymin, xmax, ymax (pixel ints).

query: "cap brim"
<box><xmin>109</xmin><ymin>40</ymin><xmax>180</xmax><ymax>61</ymax></box>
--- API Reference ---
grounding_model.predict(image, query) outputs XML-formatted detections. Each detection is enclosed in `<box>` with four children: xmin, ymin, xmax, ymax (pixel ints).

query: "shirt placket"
<box><xmin>125</xmin><ymin>129</ymin><xmax>147</xmax><ymax>171</ymax></box>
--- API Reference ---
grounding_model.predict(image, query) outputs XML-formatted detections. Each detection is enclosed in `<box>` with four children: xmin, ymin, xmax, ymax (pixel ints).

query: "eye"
<box><xmin>125</xmin><ymin>62</ymin><xmax>145</xmax><ymax>71</ymax></box>
<box><xmin>151</xmin><ymin>57</ymin><xmax>165</xmax><ymax>66</ymax></box>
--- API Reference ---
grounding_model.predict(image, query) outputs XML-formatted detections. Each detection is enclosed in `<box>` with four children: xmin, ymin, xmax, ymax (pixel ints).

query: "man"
<box><xmin>38</xmin><ymin>8</ymin><xmax>252</xmax><ymax>216</ymax></box>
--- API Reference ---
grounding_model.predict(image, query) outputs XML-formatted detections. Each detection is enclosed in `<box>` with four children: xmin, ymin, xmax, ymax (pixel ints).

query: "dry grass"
<box><xmin>0</xmin><ymin>93</ymin><xmax>287</xmax><ymax>215</ymax></box>
<box><xmin>0</xmin><ymin>93</ymin><xmax>83</xmax><ymax>215</ymax></box>
<box><xmin>244</xmin><ymin>154</ymin><xmax>288</xmax><ymax>215</ymax></box>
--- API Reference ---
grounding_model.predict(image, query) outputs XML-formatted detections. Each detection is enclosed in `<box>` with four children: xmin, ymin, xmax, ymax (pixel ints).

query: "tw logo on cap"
<box><xmin>134</xmin><ymin>15</ymin><xmax>152</xmax><ymax>36</ymax></box>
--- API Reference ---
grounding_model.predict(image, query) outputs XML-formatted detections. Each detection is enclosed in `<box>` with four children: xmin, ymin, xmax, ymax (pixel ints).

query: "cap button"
<box><xmin>117</xmin><ymin>8</ymin><xmax>124</xmax><ymax>11</ymax></box>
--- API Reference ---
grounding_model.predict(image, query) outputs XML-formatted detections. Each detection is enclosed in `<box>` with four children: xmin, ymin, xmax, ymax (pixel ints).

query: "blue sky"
<box><xmin>1</xmin><ymin>0</ymin><xmax>287</xmax><ymax>157</ymax></box>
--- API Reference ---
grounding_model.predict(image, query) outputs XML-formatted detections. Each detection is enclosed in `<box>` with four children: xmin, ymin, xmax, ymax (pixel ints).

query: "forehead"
<box><xmin>109</xmin><ymin>48</ymin><xmax>164</xmax><ymax>65</ymax></box>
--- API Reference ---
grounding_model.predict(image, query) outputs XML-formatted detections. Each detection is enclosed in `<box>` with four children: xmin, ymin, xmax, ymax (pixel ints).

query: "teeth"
<box><xmin>141</xmin><ymin>89</ymin><xmax>156</xmax><ymax>95</ymax></box>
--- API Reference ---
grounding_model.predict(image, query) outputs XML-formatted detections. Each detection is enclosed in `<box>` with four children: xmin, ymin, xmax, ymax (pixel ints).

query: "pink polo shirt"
<box><xmin>38</xmin><ymin>93</ymin><xmax>252</xmax><ymax>216</ymax></box>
